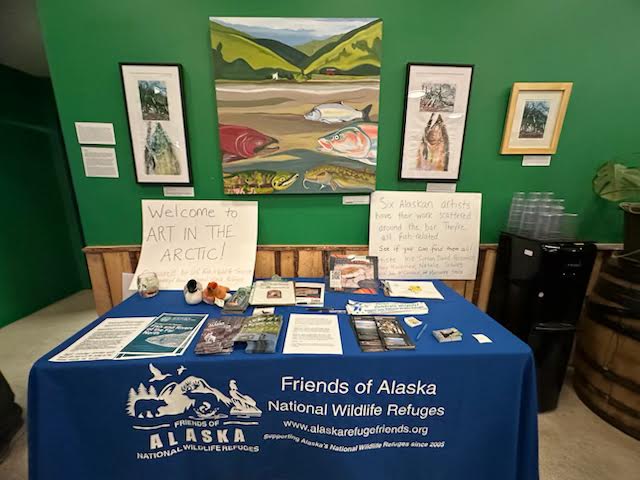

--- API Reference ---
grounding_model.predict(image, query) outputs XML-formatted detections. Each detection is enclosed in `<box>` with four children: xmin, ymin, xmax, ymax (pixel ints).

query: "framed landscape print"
<box><xmin>210</xmin><ymin>17</ymin><xmax>382</xmax><ymax>195</ymax></box>
<box><xmin>120</xmin><ymin>64</ymin><xmax>192</xmax><ymax>184</ymax></box>
<box><xmin>500</xmin><ymin>82</ymin><xmax>573</xmax><ymax>155</ymax></box>
<box><xmin>399</xmin><ymin>63</ymin><xmax>474</xmax><ymax>182</ymax></box>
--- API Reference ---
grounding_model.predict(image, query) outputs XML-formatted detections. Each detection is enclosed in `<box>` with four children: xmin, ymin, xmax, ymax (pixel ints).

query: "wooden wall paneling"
<box><xmin>85</xmin><ymin>253</ymin><xmax>112</xmax><ymax>315</ymax></box>
<box><xmin>103</xmin><ymin>251</ymin><xmax>134</xmax><ymax>306</ymax></box>
<box><xmin>298</xmin><ymin>250</ymin><xmax>324</xmax><ymax>277</ymax></box>
<box><xmin>586</xmin><ymin>251</ymin><xmax>604</xmax><ymax>296</ymax></box>
<box><xmin>476</xmin><ymin>248</ymin><xmax>497</xmax><ymax>312</ymax></box>
<box><xmin>445</xmin><ymin>280</ymin><xmax>466</xmax><ymax>297</ymax></box>
<box><xmin>254</xmin><ymin>250</ymin><xmax>276</xmax><ymax>279</ymax></box>
<box><xmin>279</xmin><ymin>251</ymin><xmax>297</xmax><ymax>278</ymax></box>
<box><xmin>464</xmin><ymin>280</ymin><xmax>476</xmax><ymax>302</ymax></box>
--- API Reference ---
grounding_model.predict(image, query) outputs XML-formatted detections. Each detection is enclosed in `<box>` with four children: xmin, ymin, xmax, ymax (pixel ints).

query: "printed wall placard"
<box><xmin>399</xmin><ymin>64</ymin><xmax>474</xmax><ymax>182</ymax></box>
<box><xmin>210</xmin><ymin>17</ymin><xmax>383</xmax><ymax>195</ymax></box>
<box><xmin>121</xmin><ymin>64</ymin><xmax>192</xmax><ymax>184</ymax></box>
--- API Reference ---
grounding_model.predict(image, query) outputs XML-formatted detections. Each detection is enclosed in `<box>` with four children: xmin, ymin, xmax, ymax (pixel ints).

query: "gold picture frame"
<box><xmin>500</xmin><ymin>82</ymin><xmax>572</xmax><ymax>155</ymax></box>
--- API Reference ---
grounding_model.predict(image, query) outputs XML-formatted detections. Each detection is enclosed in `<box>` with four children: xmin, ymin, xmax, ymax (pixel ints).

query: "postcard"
<box><xmin>295</xmin><ymin>282</ymin><xmax>325</xmax><ymax>306</ymax></box>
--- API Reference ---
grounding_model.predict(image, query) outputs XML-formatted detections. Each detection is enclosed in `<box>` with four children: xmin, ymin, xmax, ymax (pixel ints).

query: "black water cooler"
<box><xmin>487</xmin><ymin>232</ymin><xmax>596</xmax><ymax>412</ymax></box>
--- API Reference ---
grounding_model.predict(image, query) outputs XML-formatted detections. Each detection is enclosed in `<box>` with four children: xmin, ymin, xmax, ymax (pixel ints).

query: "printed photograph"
<box><xmin>375</xmin><ymin>317</ymin><xmax>404</xmax><ymax>336</ymax></box>
<box><xmin>266</xmin><ymin>290</ymin><xmax>282</xmax><ymax>299</ymax></box>
<box><xmin>419</xmin><ymin>82</ymin><xmax>456</xmax><ymax>112</ymax></box>
<box><xmin>144</xmin><ymin>122</ymin><xmax>180</xmax><ymax>175</ymax></box>
<box><xmin>519</xmin><ymin>100</ymin><xmax>550</xmax><ymax>139</ymax></box>
<box><xmin>138</xmin><ymin>80</ymin><xmax>170</xmax><ymax>121</ymax></box>
<box><xmin>416</xmin><ymin>113</ymin><xmax>450</xmax><ymax>171</ymax></box>
<box><xmin>210</xmin><ymin>17</ymin><xmax>382</xmax><ymax>195</ymax></box>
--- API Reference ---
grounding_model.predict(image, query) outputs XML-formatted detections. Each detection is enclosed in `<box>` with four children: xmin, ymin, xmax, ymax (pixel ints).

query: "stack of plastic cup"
<box><xmin>505</xmin><ymin>191</ymin><xmax>579</xmax><ymax>241</ymax></box>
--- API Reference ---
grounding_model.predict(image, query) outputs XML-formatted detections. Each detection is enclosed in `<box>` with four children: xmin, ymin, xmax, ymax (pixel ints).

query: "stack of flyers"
<box><xmin>234</xmin><ymin>314</ymin><xmax>283</xmax><ymax>354</ymax></box>
<box><xmin>295</xmin><ymin>282</ymin><xmax>325</xmax><ymax>306</ymax></box>
<box><xmin>194</xmin><ymin>316</ymin><xmax>245</xmax><ymax>355</ymax></box>
<box><xmin>116</xmin><ymin>313</ymin><xmax>208</xmax><ymax>359</ymax></box>
<box><xmin>350</xmin><ymin>316</ymin><xmax>384</xmax><ymax>352</ymax></box>
<box><xmin>433</xmin><ymin>327</ymin><xmax>463</xmax><ymax>343</ymax></box>
<box><xmin>328</xmin><ymin>255</ymin><xmax>379</xmax><ymax>294</ymax></box>
<box><xmin>223</xmin><ymin>288</ymin><xmax>251</xmax><ymax>313</ymax></box>
<box><xmin>350</xmin><ymin>316</ymin><xmax>415</xmax><ymax>352</ymax></box>
<box><xmin>375</xmin><ymin>316</ymin><xmax>415</xmax><ymax>350</ymax></box>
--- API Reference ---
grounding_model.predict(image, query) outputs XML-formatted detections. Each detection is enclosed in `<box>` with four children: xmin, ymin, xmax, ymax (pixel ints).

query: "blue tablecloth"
<box><xmin>29</xmin><ymin>280</ymin><xmax>538</xmax><ymax>480</ymax></box>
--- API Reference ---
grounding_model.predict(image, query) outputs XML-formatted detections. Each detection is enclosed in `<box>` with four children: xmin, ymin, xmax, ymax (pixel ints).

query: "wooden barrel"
<box><xmin>574</xmin><ymin>255</ymin><xmax>640</xmax><ymax>440</ymax></box>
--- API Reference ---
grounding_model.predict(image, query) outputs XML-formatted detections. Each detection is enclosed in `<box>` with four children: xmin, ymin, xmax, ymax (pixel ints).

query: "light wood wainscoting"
<box><xmin>83</xmin><ymin>244</ymin><xmax>621</xmax><ymax>316</ymax></box>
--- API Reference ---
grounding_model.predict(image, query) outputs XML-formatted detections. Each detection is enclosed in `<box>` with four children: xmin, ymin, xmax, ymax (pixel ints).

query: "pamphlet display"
<box><xmin>329</xmin><ymin>255</ymin><xmax>379</xmax><ymax>294</ymax></box>
<box><xmin>351</xmin><ymin>316</ymin><xmax>416</xmax><ymax>352</ymax></box>
<box><xmin>369</xmin><ymin>191</ymin><xmax>482</xmax><ymax>280</ymax></box>
<box><xmin>249</xmin><ymin>280</ymin><xmax>296</xmax><ymax>306</ymax></box>
<box><xmin>131</xmin><ymin>200</ymin><xmax>258</xmax><ymax>291</ymax></box>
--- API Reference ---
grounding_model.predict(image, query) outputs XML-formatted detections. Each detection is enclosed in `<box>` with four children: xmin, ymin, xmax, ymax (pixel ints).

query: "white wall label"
<box><xmin>369</xmin><ymin>191</ymin><xmax>482</xmax><ymax>280</ymax></box>
<box><xmin>426</xmin><ymin>183</ymin><xmax>457</xmax><ymax>193</ymax></box>
<box><xmin>81</xmin><ymin>147</ymin><xmax>119</xmax><ymax>178</ymax></box>
<box><xmin>163</xmin><ymin>186</ymin><xmax>195</xmax><ymax>197</ymax></box>
<box><xmin>522</xmin><ymin>155</ymin><xmax>551</xmax><ymax>167</ymax></box>
<box><xmin>342</xmin><ymin>195</ymin><xmax>370</xmax><ymax>205</ymax></box>
<box><xmin>75</xmin><ymin>122</ymin><xmax>116</xmax><ymax>145</ymax></box>
<box><xmin>131</xmin><ymin>200</ymin><xmax>258</xmax><ymax>290</ymax></box>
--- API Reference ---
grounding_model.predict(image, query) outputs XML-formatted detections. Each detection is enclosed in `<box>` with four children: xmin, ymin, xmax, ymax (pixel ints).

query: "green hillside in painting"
<box><xmin>210</xmin><ymin>19</ymin><xmax>382</xmax><ymax>80</ymax></box>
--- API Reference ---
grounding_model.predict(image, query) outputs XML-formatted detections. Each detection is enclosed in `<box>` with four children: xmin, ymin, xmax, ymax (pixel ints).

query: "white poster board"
<box><xmin>369</xmin><ymin>191</ymin><xmax>481</xmax><ymax>280</ymax></box>
<box><xmin>131</xmin><ymin>200</ymin><xmax>257</xmax><ymax>290</ymax></box>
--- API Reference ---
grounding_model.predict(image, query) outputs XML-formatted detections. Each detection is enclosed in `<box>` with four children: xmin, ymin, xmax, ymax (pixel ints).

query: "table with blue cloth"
<box><xmin>28</xmin><ymin>279</ymin><xmax>538</xmax><ymax>480</ymax></box>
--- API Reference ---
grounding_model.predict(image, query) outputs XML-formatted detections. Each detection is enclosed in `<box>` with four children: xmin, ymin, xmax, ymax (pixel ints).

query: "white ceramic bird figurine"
<box><xmin>177</xmin><ymin>365</ymin><xmax>187</xmax><ymax>375</ymax></box>
<box><xmin>184</xmin><ymin>279</ymin><xmax>203</xmax><ymax>305</ymax></box>
<box><xmin>148</xmin><ymin>363</ymin><xmax>172</xmax><ymax>382</ymax></box>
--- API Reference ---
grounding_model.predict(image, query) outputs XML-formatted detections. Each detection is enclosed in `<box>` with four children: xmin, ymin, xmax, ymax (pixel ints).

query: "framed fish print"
<box><xmin>399</xmin><ymin>63</ymin><xmax>474</xmax><ymax>182</ymax></box>
<box><xmin>500</xmin><ymin>82</ymin><xmax>573</xmax><ymax>155</ymax></box>
<box><xmin>210</xmin><ymin>17</ymin><xmax>382</xmax><ymax>194</ymax></box>
<box><xmin>120</xmin><ymin>63</ymin><xmax>192</xmax><ymax>185</ymax></box>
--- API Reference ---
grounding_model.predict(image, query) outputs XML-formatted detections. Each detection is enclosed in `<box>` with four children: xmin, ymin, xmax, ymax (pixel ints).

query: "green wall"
<box><xmin>38</xmin><ymin>0</ymin><xmax>639</xmax><ymax>246</ymax></box>
<box><xmin>0</xmin><ymin>65</ymin><xmax>89</xmax><ymax>328</ymax></box>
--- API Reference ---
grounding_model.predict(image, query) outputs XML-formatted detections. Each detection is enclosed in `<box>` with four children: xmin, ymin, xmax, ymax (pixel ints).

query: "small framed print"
<box><xmin>500</xmin><ymin>82</ymin><xmax>573</xmax><ymax>155</ymax></box>
<box><xmin>120</xmin><ymin>63</ymin><xmax>192</xmax><ymax>185</ymax></box>
<box><xmin>399</xmin><ymin>63</ymin><xmax>474</xmax><ymax>182</ymax></box>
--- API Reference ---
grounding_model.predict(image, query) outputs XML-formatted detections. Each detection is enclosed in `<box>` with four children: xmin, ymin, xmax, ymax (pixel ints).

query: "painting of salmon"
<box><xmin>416</xmin><ymin>113</ymin><xmax>449</xmax><ymax>171</ymax></box>
<box><xmin>317</xmin><ymin>123</ymin><xmax>378</xmax><ymax>165</ymax></box>
<box><xmin>210</xmin><ymin>17</ymin><xmax>382</xmax><ymax>194</ymax></box>
<box><xmin>218</xmin><ymin>124</ymin><xmax>279</xmax><ymax>162</ymax></box>
<box><xmin>304</xmin><ymin>102</ymin><xmax>372</xmax><ymax>124</ymax></box>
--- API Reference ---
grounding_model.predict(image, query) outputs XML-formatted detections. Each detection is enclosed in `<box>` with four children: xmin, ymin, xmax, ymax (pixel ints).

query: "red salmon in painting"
<box><xmin>218</xmin><ymin>124</ymin><xmax>279</xmax><ymax>162</ymax></box>
<box><xmin>317</xmin><ymin>122</ymin><xmax>378</xmax><ymax>166</ymax></box>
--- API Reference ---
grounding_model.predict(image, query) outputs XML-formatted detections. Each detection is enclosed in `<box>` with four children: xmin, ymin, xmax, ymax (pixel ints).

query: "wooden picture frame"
<box><xmin>120</xmin><ymin>63</ymin><xmax>192</xmax><ymax>185</ymax></box>
<box><xmin>500</xmin><ymin>82</ymin><xmax>572</xmax><ymax>155</ymax></box>
<box><xmin>399</xmin><ymin>63</ymin><xmax>474</xmax><ymax>182</ymax></box>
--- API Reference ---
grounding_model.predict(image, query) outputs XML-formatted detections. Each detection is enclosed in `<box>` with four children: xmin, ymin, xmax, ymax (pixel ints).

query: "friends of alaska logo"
<box><xmin>126</xmin><ymin>363</ymin><xmax>262</xmax><ymax>459</ymax></box>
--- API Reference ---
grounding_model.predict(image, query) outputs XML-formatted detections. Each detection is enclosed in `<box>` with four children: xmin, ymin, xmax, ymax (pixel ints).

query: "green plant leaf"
<box><xmin>593</xmin><ymin>158</ymin><xmax>640</xmax><ymax>203</ymax></box>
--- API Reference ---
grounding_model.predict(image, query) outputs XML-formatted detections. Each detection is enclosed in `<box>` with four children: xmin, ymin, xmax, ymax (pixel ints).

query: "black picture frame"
<box><xmin>119</xmin><ymin>63</ymin><xmax>193</xmax><ymax>185</ymax></box>
<box><xmin>398</xmin><ymin>62</ymin><xmax>474</xmax><ymax>183</ymax></box>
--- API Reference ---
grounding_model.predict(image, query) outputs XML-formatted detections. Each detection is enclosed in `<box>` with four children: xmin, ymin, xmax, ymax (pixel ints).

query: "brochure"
<box><xmin>283</xmin><ymin>314</ymin><xmax>343</xmax><ymax>355</ymax></box>
<box><xmin>382</xmin><ymin>280</ymin><xmax>444</xmax><ymax>300</ymax></box>
<box><xmin>328</xmin><ymin>255</ymin><xmax>379</xmax><ymax>294</ymax></box>
<box><xmin>295</xmin><ymin>282</ymin><xmax>325</xmax><ymax>306</ymax></box>
<box><xmin>235</xmin><ymin>314</ymin><xmax>283</xmax><ymax>354</ymax></box>
<box><xmin>351</xmin><ymin>316</ymin><xmax>415</xmax><ymax>352</ymax></box>
<box><xmin>195</xmin><ymin>316</ymin><xmax>245</xmax><ymax>355</ymax></box>
<box><xmin>249</xmin><ymin>280</ymin><xmax>296</xmax><ymax>306</ymax></box>
<box><xmin>117</xmin><ymin>313</ymin><xmax>208</xmax><ymax>358</ymax></box>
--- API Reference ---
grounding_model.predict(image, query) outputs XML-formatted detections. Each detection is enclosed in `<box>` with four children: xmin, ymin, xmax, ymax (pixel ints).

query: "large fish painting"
<box><xmin>210</xmin><ymin>17</ymin><xmax>382</xmax><ymax>194</ymax></box>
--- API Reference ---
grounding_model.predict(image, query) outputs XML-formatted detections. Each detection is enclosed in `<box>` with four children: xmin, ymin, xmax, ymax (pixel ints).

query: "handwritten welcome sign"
<box><xmin>131</xmin><ymin>200</ymin><xmax>258</xmax><ymax>290</ymax></box>
<box><xmin>369</xmin><ymin>191</ymin><xmax>481</xmax><ymax>280</ymax></box>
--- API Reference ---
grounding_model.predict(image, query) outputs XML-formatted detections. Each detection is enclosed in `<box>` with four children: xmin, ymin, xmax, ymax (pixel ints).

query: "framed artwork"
<box><xmin>500</xmin><ymin>82</ymin><xmax>573</xmax><ymax>155</ymax></box>
<box><xmin>399</xmin><ymin>63</ymin><xmax>474</xmax><ymax>182</ymax></box>
<box><xmin>209</xmin><ymin>17</ymin><xmax>382</xmax><ymax>195</ymax></box>
<box><xmin>120</xmin><ymin>63</ymin><xmax>192</xmax><ymax>185</ymax></box>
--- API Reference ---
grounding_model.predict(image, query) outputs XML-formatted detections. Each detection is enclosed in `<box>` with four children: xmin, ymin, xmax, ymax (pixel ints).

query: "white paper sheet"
<box><xmin>369</xmin><ymin>191</ymin><xmax>482</xmax><ymax>280</ymax></box>
<box><xmin>383</xmin><ymin>281</ymin><xmax>444</xmax><ymax>300</ymax></box>
<box><xmin>472</xmin><ymin>334</ymin><xmax>493</xmax><ymax>344</ymax></box>
<box><xmin>81</xmin><ymin>147</ymin><xmax>119</xmax><ymax>178</ymax></box>
<box><xmin>75</xmin><ymin>122</ymin><xmax>116</xmax><ymax>145</ymax></box>
<box><xmin>346</xmin><ymin>300</ymin><xmax>429</xmax><ymax>316</ymax></box>
<box><xmin>131</xmin><ymin>200</ymin><xmax>258</xmax><ymax>290</ymax></box>
<box><xmin>49</xmin><ymin>317</ymin><xmax>153</xmax><ymax>362</ymax></box>
<box><xmin>283</xmin><ymin>314</ymin><xmax>343</xmax><ymax>355</ymax></box>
